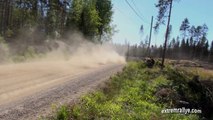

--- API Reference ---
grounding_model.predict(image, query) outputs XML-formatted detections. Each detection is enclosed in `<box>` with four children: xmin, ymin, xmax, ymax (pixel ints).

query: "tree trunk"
<box><xmin>0</xmin><ymin>0</ymin><xmax>5</xmax><ymax>35</ymax></box>
<box><xmin>161</xmin><ymin>0</ymin><xmax>173</xmax><ymax>69</ymax></box>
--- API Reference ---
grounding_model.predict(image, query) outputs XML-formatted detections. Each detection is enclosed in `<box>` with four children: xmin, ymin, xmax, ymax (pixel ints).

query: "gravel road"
<box><xmin>0</xmin><ymin>62</ymin><xmax>124</xmax><ymax>120</ymax></box>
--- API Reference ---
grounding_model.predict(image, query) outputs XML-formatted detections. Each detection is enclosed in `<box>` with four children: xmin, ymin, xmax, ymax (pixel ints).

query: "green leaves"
<box><xmin>42</xmin><ymin>61</ymin><xmax>205</xmax><ymax>120</ymax></box>
<box><xmin>66</xmin><ymin>61</ymin><xmax>199</xmax><ymax>120</ymax></box>
<box><xmin>82</xmin><ymin>1</ymin><xmax>101</xmax><ymax>37</ymax></box>
<box><xmin>56</xmin><ymin>106</ymin><xmax>70</xmax><ymax>120</ymax></box>
<box><xmin>66</xmin><ymin>0</ymin><xmax>113</xmax><ymax>42</ymax></box>
<box><xmin>154</xmin><ymin>0</ymin><xmax>172</xmax><ymax>31</ymax></box>
<box><xmin>67</xmin><ymin>0</ymin><xmax>83</xmax><ymax>28</ymax></box>
<box><xmin>0</xmin><ymin>0</ymin><xmax>113</xmax><ymax>42</ymax></box>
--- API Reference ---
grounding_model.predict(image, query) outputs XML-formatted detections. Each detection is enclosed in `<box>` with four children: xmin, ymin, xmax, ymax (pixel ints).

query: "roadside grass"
<box><xmin>166</xmin><ymin>59</ymin><xmax>213</xmax><ymax>80</ymax></box>
<box><xmin>49</xmin><ymin>61</ymin><xmax>210</xmax><ymax>120</ymax></box>
<box><xmin>183</xmin><ymin>67</ymin><xmax>213</xmax><ymax>80</ymax></box>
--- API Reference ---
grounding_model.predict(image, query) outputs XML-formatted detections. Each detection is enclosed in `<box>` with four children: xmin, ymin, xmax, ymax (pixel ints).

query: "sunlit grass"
<box><xmin>183</xmin><ymin>67</ymin><xmax>213</xmax><ymax>80</ymax></box>
<box><xmin>48</xmin><ymin>61</ymin><xmax>209</xmax><ymax>120</ymax></box>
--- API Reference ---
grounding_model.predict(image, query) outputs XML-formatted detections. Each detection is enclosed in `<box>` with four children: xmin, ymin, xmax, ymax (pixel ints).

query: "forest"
<box><xmin>127</xmin><ymin>18</ymin><xmax>213</xmax><ymax>62</ymax></box>
<box><xmin>1</xmin><ymin>0</ymin><xmax>213</xmax><ymax>63</ymax></box>
<box><xmin>0</xmin><ymin>0</ymin><xmax>113</xmax><ymax>62</ymax></box>
<box><xmin>0</xmin><ymin>0</ymin><xmax>213</xmax><ymax>120</ymax></box>
<box><xmin>0</xmin><ymin>0</ymin><xmax>113</xmax><ymax>40</ymax></box>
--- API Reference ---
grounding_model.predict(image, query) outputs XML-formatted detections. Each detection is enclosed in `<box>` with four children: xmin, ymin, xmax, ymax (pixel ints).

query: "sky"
<box><xmin>111</xmin><ymin>0</ymin><xmax>213</xmax><ymax>46</ymax></box>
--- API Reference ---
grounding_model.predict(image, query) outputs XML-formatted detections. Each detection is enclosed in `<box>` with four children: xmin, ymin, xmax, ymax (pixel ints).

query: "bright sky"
<box><xmin>111</xmin><ymin>0</ymin><xmax>213</xmax><ymax>46</ymax></box>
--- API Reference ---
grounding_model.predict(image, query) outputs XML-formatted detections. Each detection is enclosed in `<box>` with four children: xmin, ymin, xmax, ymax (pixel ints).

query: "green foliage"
<box><xmin>0</xmin><ymin>0</ymin><xmax>114</xmax><ymax>63</ymax></box>
<box><xmin>66</xmin><ymin>0</ymin><xmax>114</xmax><ymax>42</ymax></box>
<box><xmin>66</xmin><ymin>0</ymin><xmax>113</xmax><ymax>42</ymax></box>
<box><xmin>5</xmin><ymin>29</ymin><xmax>14</xmax><ymax>38</ymax></box>
<box><xmin>46</xmin><ymin>0</ymin><xmax>62</xmax><ymax>37</ymax></box>
<box><xmin>24</xmin><ymin>46</ymin><xmax>36</xmax><ymax>58</ymax></box>
<box><xmin>56</xmin><ymin>106</ymin><xmax>70</xmax><ymax>120</ymax></box>
<box><xmin>0</xmin><ymin>36</ymin><xmax>5</xmax><ymax>43</ymax></box>
<box><xmin>81</xmin><ymin>0</ymin><xmax>101</xmax><ymax>39</ymax></box>
<box><xmin>50</xmin><ymin>61</ymin><xmax>200</xmax><ymax>120</ymax></box>
<box><xmin>154</xmin><ymin>0</ymin><xmax>172</xmax><ymax>31</ymax></box>
<box><xmin>0</xmin><ymin>0</ymin><xmax>113</xmax><ymax>42</ymax></box>
<box><xmin>96</xmin><ymin>0</ymin><xmax>113</xmax><ymax>41</ymax></box>
<box><xmin>180</xmin><ymin>18</ymin><xmax>190</xmax><ymax>38</ymax></box>
<box><xmin>67</xmin><ymin>0</ymin><xmax>83</xmax><ymax>28</ymax></box>
<box><xmin>12</xmin><ymin>46</ymin><xmax>44</xmax><ymax>63</ymax></box>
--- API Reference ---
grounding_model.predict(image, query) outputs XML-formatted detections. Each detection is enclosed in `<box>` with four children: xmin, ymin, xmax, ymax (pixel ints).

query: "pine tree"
<box><xmin>180</xmin><ymin>38</ymin><xmax>187</xmax><ymax>58</ymax></box>
<box><xmin>154</xmin><ymin>0</ymin><xmax>175</xmax><ymax>68</ymax></box>
<box><xmin>174</xmin><ymin>37</ymin><xmax>180</xmax><ymax>59</ymax></box>
<box><xmin>81</xmin><ymin>0</ymin><xmax>101</xmax><ymax>40</ymax></box>
<box><xmin>181</xmin><ymin>38</ymin><xmax>186</xmax><ymax>51</ymax></box>
<box><xmin>180</xmin><ymin>18</ymin><xmax>190</xmax><ymax>39</ymax></box>
<box><xmin>200</xmin><ymin>36</ymin><xmax>207</xmax><ymax>59</ymax></box>
<box><xmin>185</xmin><ymin>38</ymin><xmax>190</xmax><ymax>57</ymax></box>
<box><xmin>0</xmin><ymin>0</ymin><xmax>13</xmax><ymax>37</ymax></box>
<box><xmin>203</xmin><ymin>41</ymin><xmax>209</xmax><ymax>59</ymax></box>
<box><xmin>66</xmin><ymin>0</ymin><xmax>83</xmax><ymax>29</ymax></box>
<box><xmin>209</xmin><ymin>41</ymin><xmax>213</xmax><ymax>62</ymax></box>
<box><xmin>96</xmin><ymin>0</ymin><xmax>113</xmax><ymax>42</ymax></box>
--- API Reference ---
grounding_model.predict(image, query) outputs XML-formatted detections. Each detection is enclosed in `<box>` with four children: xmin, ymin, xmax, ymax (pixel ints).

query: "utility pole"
<box><xmin>125</xmin><ymin>40</ymin><xmax>130</xmax><ymax>61</ymax></box>
<box><xmin>161</xmin><ymin>0</ymin><xmax>173</xmax><ymax>69</ymax></box>
<box><xmin>147</xmin><ymin>16</ymin><xmax>153</xmax><ymax>57</ymax></box>
<box><xmin>126</xmin><ymin>43</ymin><xmax>130</xmax><ymax>61</ymax></box>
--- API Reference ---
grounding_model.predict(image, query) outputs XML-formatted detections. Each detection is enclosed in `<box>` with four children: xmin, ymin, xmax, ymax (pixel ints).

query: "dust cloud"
<box><xmin>1</xmin><ymin>31</ymin><xmax>126</xmax><ymax>67</ymax></box>
<box><xmin>0</xmin><ymin>32</ymin><xmax>126</xmax><ymax>105</ymax></box>
<box><xmin>37</xmin><ymin>36</ymin><xmax>126</xmax><ymax>69</ymax></box>
<box><xmin>0</xmin><ymin>32</ymin><xmax>126</xmax><ymax>83</ymax></box>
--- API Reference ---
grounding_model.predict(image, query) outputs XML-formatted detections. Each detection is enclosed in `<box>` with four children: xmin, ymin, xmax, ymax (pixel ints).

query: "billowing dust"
<box><xmin>0</xmin><ymin>34</ymin><xmax>126</xmax><ymax>105</ymax></box>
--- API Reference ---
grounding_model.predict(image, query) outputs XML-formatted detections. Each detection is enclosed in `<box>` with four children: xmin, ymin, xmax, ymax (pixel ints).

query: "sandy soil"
<box><xmin>0</xmin><ymin>61</ymin><xmax>124</xmax><ymax>120</ymax></box>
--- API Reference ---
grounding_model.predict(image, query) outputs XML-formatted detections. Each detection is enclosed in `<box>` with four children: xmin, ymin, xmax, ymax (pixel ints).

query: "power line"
<box><xmin>125</xmin><ymin>0</ymin><xmax>149</xmax><ymax>24</ymax></box>
<box><xmin>114</xmin><ymin>6</ymin><xmax>149</xmax><ymax>33</ymax></box>
<box><xmin>114</xmin><ymin>6</ymin><xmax>141</xmax><ymax>25</ymax></box>
<box><xmin>131</xmin><ymin>0</ymin><xmax>149</xmax><ymax>23</ymax></box>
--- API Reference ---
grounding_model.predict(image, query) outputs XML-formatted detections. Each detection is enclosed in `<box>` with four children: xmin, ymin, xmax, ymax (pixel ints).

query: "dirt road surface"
<box><xmin>0</xmin><ymin>61</ymin><xmax>124</xmax><ymax>120</ymax></box>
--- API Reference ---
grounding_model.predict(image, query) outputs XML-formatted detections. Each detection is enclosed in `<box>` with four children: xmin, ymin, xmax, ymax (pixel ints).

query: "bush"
<box><xmin>12</xmin><ymin>46</ymin><xmax>44</xmax><ymax>63</ymax></box>
<box><xmin>56</xmin><ymin>106</ymin><xmax>70</xmax><ymax>120</ymax></box>
<box><xmin>24</xmin><ymin>46</ymin><xmax>36</xmax><ymax>59</ymax></box>
<box><xmin>5</xmin><ymin>29</ymin><xmax>14</xmax><ymax>37</ymax></box>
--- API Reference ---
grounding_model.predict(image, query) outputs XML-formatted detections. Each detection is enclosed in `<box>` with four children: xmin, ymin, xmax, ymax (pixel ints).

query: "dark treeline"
<box><xmin>0</xmin><ymin>0</ymin><xmax>113</xmax><ymax>43</ymax></box>
<box><xmin>127</xmin><ymin>18</ymin><xmax>213</xmax><ymax>63</ymax></box>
